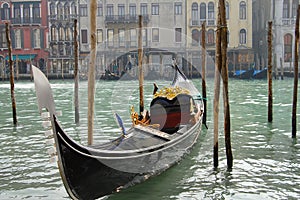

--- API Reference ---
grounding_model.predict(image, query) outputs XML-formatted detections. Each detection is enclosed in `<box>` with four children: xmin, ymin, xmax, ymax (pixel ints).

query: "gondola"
<box><xmin>253</xmin><ymin>68</ymin><xmax>267</xmax><ymax>79</ymax></box>
<box><xmin>32</xmin><ymin>63</ymin><xmax>204</xmax><ymax>200</ymax></box>
<box><xmin>232</xmin><ymin>68</ymin><xmax>255</xmax><ymax>79</ymax></box>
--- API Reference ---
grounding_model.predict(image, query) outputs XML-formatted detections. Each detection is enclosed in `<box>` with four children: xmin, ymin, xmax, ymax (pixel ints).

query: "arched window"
<box><xmin>208</xmin><ymin>2</ymin><xmax>214</xmax><ymax>19</ymax></box>
<box><xmin>192</xmin><ymin>3</ymin><xmax>198</xmax><ymax>21</ymax></box>
<box><xmin>64</xmin><ymin>3</ymin><xmax>70</xmax><ymax>18</ymax></box>
<box><xmin>71</xmin><ymin>3</ymin><xmax>77</xmax><ymax>15</ymax></box>
<box><xmin>50</xmin><ymin>3</ymin><xmax>55</xmax><ymax>16</ymax></box>
<box><xmin>57</xmin><ymin>3</ymin><xmax>63</xmax><ymax>19</ymax></box>
<box><xmin>1</xmin><ymin>3</ymin><xmax>10</xmax><ymax>20</ymax></box>
<box><xmin>239</xmin><ymin>29</ymin><xmax>246</xmax><ymax>44</ymax></box>
<box><xmin>292</xmin><ymin>0</ymin><xmax>299</xmax><ymax>18</ymax></box>
<box><xmin>192</xmin><ymin>29</ymin><xmax>200</xmax><ymax>46</ymax></box>
<box><xmin>59</xmin><ymin>26</ymin><xmax>65</xmax><ymax>41</ymax></box>
<box><xmin>51</xmin><ymin>26</ymin><xmax>57</xmax><ymax>41</ymax></box>
<box><xmin>207</xmin><ymin>29</ymin><xmax>214</xmax><ymax>44</ymax></box>
<box><xmin>283</xmin><ymin>0</ymin><xmax>290</xmax><ymax>18</ymax></box>
<box><xmin>226</xmin><ymin>2</ymin><xmax>229</xmax><ymax>19</ymax></box>
<box><xmin>200</xmin><ymin>3</ymin><xmax>206</xmax><ymax>20</ymax></box>
<box><xmin>284</xmin><ymin>34</ymin><xmax>293</xmax><ymax>62</ymax></box>
<box><xmin>239</xmin><ymin>1</ymin><xmax>246</xmax><ymax>19</ymax></box>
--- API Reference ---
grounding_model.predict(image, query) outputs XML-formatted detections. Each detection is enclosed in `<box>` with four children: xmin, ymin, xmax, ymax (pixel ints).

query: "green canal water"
<box><xmin>0</xmin><ymin>78</ymin><xmax>299</xmax><ymax>199</ymax></box>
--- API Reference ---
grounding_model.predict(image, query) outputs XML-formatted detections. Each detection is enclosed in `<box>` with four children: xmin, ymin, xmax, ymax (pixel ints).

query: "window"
<box><xmin>14</xmin><ymin>29</ymin><xmax>22</xmax><ymax>48</ymax></box>
<box><xmin>107</xmin><ymin>4</ymin><xmax>114</xmax><ymax>17</ymax></box>
<box><xmin>51</xmin><ymin>26</ymin><xmax>57</xmax><ymax>41</ymax></box>
<box><xmin>283</xmin><ymin>0</ymin><xmax>289</xmax><ymax>18</ymax></box>
<box><xmin>97</xmin><ymin>29</ymin><xmax>103</xmax><ymax>43</ymax></box>
<box><xmin>81</xmin><ymin>29</ymin><xmax>88</xmax><ymax>44</ymax></box>
<box><xmin>118</xmin><ymin>4</ymin><xmax>125</xmax><ymax>17</ymax></box>
<box><xmin>175</xmin><ymin>3</ymin><xmax>182</xmax><ymax>15</ymax></box>
<box><xmin>143</xmin><ymin>29</ymin><xmax>147</xmax><ymax>46</ymax></box>
<box><xmin>97</xmin><ymin>4</ymin><xmax>103</xmax><ymax>16</ymax></box>
<box><xmin>192</xmin><ymin>3</ymin><xmax>198</xmax><ymax>21</ymax></box>
<box><xmin>292</xmin><ymin>0</ymin><xmax>298</xmax><ymax>18</ymax></box>
<box><xmin>33</xmin><ymin>3</ymin><xmax>40</xmax><ymax>19</ymax></box>
<box><xmin>152</xmin><ymin>28</ymin><xmax>159</xmax><ymax>42</ymax></box>
<box><xmin>192</xmin><ymin>29</ymin><xmax>200</xmax><ymax>45</ymax></box>
<box><xmin>200</xmin><ymin>3</ymin><xmax>206</xmax><ymax>20</ymax></box>
<box><xmin>130</xmin><ymin>29</ymin><xmax>136</xmax><ymax>47</ymax></box>
<box><xmin>284</xmin><ymin>34</ymin><xmax>293</xmax><ymax>62</ymax></box>
<box><xmin>50</xmin><ymin>3</ymin><xmax>55</xmax><ymax>15</ymax></box>
<box><xmin>0</xmin><ymin>28</ymin><xmax>7</xmax><ymax>48</ymax></box>
<box><xmin>64</xmin><ymin>3</ymin><xmax>70</xmax><ymax>17</ymax></box>
<box><xmin>141</xmin><ymin>3</ymin><xmax>148</xmax><ymax>16</ymax></box>
<box><xmin>226</xmin><ymin>2</ymin><xmax>229</xmax><ymax>19</ymax></box>
<box><xmin>1</xmin><ymin>3</ymin><xmax>10</xmax><ymax>20</ymax></box>
<box><xmin>239</xmin><ymin>29</ymin><xmax>246</xmax><ymax>44</ymax></box>
<box><xmin>65</xmin><ymin>27</ymin><xmax>71</xmax><ymax>41</ymax></box>
<box><xmin>71</xmin><ymin>3</ymin><xmax>77</xmax><ymax>15</ymax></box>
<box><xmin>57</xmin><ymin>3</ymin><xmax>63</xmax><ymax>19</ymax></box>
<box><xmin>152</xmin><ymin>3</ymin><xmax>159</xmax><ymax>15</ymax></box>
<box><xmin>119</xmin><ymin>29</ymin><xmax>125</xmax><ymax>47</ymax></box>
<box><xmin>80</xmin><ymin>5</ymin><xmax>88</xmax><ymax>17</ymax></box>
<box><xmin>59</xmin><ymin>27</ymin><xmax>65</xmax><ymax>41</ymax></box>
<box><xmin>175</xmin><ymin>28</ymin><xmax>182</xmax><ymax>42</ymax></box>
<box><xmin>239</xmin><ymin>1</ymin><xmax>246</xmax><ymax>20</ymax></box>
<box><xmin>23</xmin><ymin>4</ymin><xmax>30</xmax><ymax>23</ymax></box>
<box><xmin>107</xmin><ymin>29</ymin><xmax>114</xmax><ymax>47</ymax></box>
<box><xmin>208</xmin><ymin>2</ymin><xmax>214</xmax><ymax>19</ymax></box>
<box><xmin>129</xmin><ymin>4</ymin><xmax>136</xmax><ymax>17</ymax></box>
<box><xmin>14</xmin><ymin>4</ymin><xmax>21</xmax><ymax>22</ymax></box>
<box><xmin>207</xmin><ymin>29</ymin><xmax>214</xmax><ymax>44</ymax></box>
<box><xmin>33</xmin><ymin>29</ymin><xmax>40</xmax><ymax>48</ymax></box>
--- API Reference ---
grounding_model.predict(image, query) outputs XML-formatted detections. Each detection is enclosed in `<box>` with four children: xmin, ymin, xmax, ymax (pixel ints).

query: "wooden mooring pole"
<box><xmin>220</xmin><ymin>0</ymin><xmax>233</xmax><ymax>169</ymax></box>
<box><xmin>138</xmin><ymin>15</ymin><xmax>144</xmax><ymax>115</ymax></box>
<box><xmin>213</xmin><ymin>7</ymin><xmax>222</xmax><ymax>168</ymax></box>
<box><xmin>201</xmin><ymin>22</ymin><xmax>207</xmax><ymax>128</ymax></box>
<box><xmin>87</xmin><ymin>0</ymin><xmax>97</xmax><ymax>145</ymax></box>
<box><xmin>267</xmin><ymin>21</ymin><xmax>273</xmax><ymax>123</ymax></box>
<box><xmin>292</xmin><ymin>5</ymin><xmax>300</xmax><ymax>138</ymax></box>
<box><xmin>74</xmin><ymin>19</ymin><xmax>80</xmax><ymax>124</ymax></box>
<box><xmin>6</xmin><ymin>23</ymin><xmax>17</xmax><ymax>126</ymax></box>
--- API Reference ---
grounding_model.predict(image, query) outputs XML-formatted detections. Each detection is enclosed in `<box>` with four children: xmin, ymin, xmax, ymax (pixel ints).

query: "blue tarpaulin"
<box><xmin>5</xmin><ymin>54</ymin><xmax>36</xmax><ymax>61</ymax></box>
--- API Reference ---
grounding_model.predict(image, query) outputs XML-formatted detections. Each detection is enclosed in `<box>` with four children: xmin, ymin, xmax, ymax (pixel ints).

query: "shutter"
<box><xmin>40</xmin><ymin>29</ymin><xmax>44</xmax><ymax>48</ymax></box>
<box><xmin>11</xmin><ymin>29</ymin><xmax>15</xmax><ymax>48</ymax></box>
<box><xmin>31</xmin><ymin>29</ymin><xmax>34</xmax><ymax>48</ymax></box>
<box><xmin>21</xmin><ymin>29</ymin><xmax>24</xmax><ymax>48</ymax></box>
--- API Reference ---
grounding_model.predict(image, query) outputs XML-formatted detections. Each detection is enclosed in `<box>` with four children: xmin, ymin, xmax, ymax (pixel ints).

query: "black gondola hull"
<box><xmin>54</xmin><ymin>116</ymin><xmax>202</xmax><ymax>199</ymax></box>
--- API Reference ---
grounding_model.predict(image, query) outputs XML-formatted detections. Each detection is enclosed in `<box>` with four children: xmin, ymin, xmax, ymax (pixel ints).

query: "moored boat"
<box><xmin>32</xmin><ymin>62</ymin><xmax>204</xmax><ymax>199</ymax></box>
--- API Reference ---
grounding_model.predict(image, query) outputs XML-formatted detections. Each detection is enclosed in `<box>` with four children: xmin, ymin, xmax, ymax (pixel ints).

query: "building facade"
<box><xmin>253</xmin><ymin>0</ymin><xmax>299</xmax><ymax>72</ymax></box>
<box><xmin>0</xmin><ymin>0</ymin><xmax>49</xmax><ymax>79</ymax></box>
<box><xmin>187</xmin><ymin>0</ymin><xmax>253</xmax><ymax>73</ymax></box>
<box><xmin>47</xmin><ymin>0</ymin><xmax>78</xmax><ymax>78</ymax></box>
<box><xmin>78</xmin><ymin>0</ymin><xmax>187</xmax><ymax>78</ymax></box>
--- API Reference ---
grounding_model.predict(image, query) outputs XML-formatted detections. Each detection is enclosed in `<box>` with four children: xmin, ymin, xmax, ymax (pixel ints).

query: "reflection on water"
<box><xmin>0</xmin><ymin>79</ymin><xmax>299</xmax><ymax>199</ymax></box>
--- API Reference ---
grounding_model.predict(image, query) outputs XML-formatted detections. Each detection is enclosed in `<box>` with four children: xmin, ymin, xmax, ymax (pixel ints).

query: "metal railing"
<box><xmin>105</xmin><ymin>14</ymin><xmax>149</xmax><ymax>23</ymax></box>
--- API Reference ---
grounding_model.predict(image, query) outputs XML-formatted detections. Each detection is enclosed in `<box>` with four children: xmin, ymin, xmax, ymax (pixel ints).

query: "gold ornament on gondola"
<box><xmin>153</xmin><ymin>86</ymin><xmax>190</xmax><ymax>100</ymax></box>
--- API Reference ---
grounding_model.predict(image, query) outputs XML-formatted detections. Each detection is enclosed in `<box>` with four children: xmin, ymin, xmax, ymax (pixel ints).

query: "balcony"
<box><xmin>11</xmin><ymin>17</ymin><xmax>41</xmax><ymax>25</ymax></box>
<box><xmin>105</xmin><ymin>14</ymin><xmax>149</xmax><ymax>24</ymax></box>
<box><xmin>282</xmin><ymin>18</ymin><xmax>296</xmax><ymax>26</ymax></box>
<box><xmin>190</xmin><ymin>19</ymin><xmax>215</xmax><ymax>27</ymax></box>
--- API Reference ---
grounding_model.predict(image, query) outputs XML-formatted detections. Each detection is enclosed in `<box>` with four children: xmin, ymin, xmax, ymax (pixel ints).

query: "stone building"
<box><xmin>187</xmin><ymin>0</ymin><xmax>253</xmax><ymax>74</ymax></box>
<box><xmin>78</xmin><ymin>0</ymin><xmax>187</xmax><ymax>78</ymax></box>
<box><xmin>0</xmin><ymin>0</ymin><xmax>48</xmax><ymax>79</ymax></box>
<box><xmin>47</xmin><ymin>0</ymin><xmax>78</xmax><ymax>77</ymax></box>
<box><xmin>253</xmin><ymin>0</ymin><xmax>299</xmax><ymax>73</ymax></box>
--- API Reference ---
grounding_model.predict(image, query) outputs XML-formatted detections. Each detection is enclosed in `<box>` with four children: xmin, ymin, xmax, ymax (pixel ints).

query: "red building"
<box><xmin>0</xmin><ymin>0</ymin><xmax>49</xmax><ymax>78</ymax></box>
